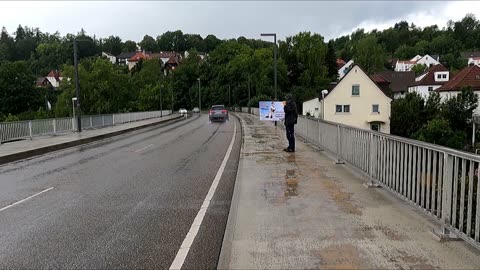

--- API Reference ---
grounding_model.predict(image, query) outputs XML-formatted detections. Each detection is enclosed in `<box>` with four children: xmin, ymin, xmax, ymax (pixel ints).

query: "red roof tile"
<box><xmin>412</xmin><ymin>64</ymin><xmax>451</xmax><ymax>86</ymax></box>
<box><xmin>128</xmin><ymin>51</ymin><xmax>151</xmax><ymax>62</ymax></box>
<box><xmin>436</xmin><ymin>65</ymin><xmax>480</xmax><ymax>92</ymax></box>
<box><xmin>46</xmin><ymin>70</ymin><xmax>62</xmax><ymax>82</ymax></box>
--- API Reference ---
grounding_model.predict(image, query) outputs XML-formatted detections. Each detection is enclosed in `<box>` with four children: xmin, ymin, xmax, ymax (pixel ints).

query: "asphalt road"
<box><xmin>0</xmin><ymin>113</ymin><xmax>241</xmax><ymax>269</ymax></box>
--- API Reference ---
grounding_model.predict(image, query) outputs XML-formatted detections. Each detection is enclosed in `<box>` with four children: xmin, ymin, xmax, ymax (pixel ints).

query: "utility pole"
<box><xmin>248</xmin><ymin>75</ymin><xmax>251</xmax><ymax>114</ymax></box>
<box><xmin>260</xmin><ymin>33</ymin><xmax>278</xmax><ymax>126</ymax></box>
<box><xmin>197</xmin><ymin>78</ymin><xmax>201</xmax><ymax>112</ymax></box>
<box><xmin>160</xmin><ymin>84</ymin><xmax>163</xmax><ymax>117</ymax></box>
<box><xmin>73</xmin><ymin>39</ymin><xmax>82</xmax><ymax>132</ymax></box>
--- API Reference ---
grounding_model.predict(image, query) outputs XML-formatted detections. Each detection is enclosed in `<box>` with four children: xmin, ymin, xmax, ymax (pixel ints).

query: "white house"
<box><xmin>468</xmin><ymin>57</ymin><xmax>480</xmax><ymax>66</ymax></box>
<box><xmin>323</xmin><ymin>64</ymin><xmax>392</xmax><ymax>133</ymax></box>
<box><xmin>395</xmin><ymin>54</ymin><xmax>440</xmax><ymax>72</ymax></box>
<box><xmin>436</xmin><ymin>65</ymin><xmax>480</xmax><ymax>115</ymax></box>
<box><xmin>302</xmin><ymin>98</ymin><xmax>322</xmax><ymax>118</ymax></box>
<box><xmin>102</xmin><ymin>52</ymin><xmax>116</xmax><ymax>64</ymax></box>
<box><xmin>338</xmin><ymin>59</ymin><xmax>354</xmax><ymax>79</ymax></box>
<box><xmin>408</xmin><ymin>64</ymin><xmax>451</xmax><ymax>98</ymax></box>
<box><xmin>45</xmin><ymin>70</ymin><xmax>63</xmax><ymax>88</ymax></box>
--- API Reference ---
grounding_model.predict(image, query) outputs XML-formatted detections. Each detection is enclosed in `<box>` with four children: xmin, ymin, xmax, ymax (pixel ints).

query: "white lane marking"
<box><xmin>170</xmin><ymin>121</ymin><xmax>237</xmax><ymax>270</ymax></box>
<box><xmin>0</xmin><ymin>187</ymin><xmax>54</xmax><ymax>212</ymax></box>
<box><xmin>134</xmin><ymin>144</ymin><xmax>154</xmax><ymax>153</ymax></box>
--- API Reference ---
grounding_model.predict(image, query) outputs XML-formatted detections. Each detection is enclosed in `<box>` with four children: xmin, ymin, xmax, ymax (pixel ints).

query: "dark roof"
<box><xmin>370</xmin><ymin>74</ymin><xmax>391</xmax><ymax>94</ymax></box>
<box><xmin>430</xmin><ymin>54</ymin><xmax>440</xmax><ymax>61</ymax></box>
<box><xmin>374</xmin><ymin>71</ymin><xmax>415</xmax><ymax>93</ymax></box>
<box><xmin>436</xmin><ymin>65</ymin><xmax>480</xmax><ymax>92</ymax></box>
<box><xmin>336</xmin><ymin>58</ymin><xmax>346</xmax><ymax>69</ymax></box>
<box><xmin>116</xmin><ymin>52</ymin><xmax>136</xmax><ymax>59</ymax></box>
<box><xmin>128</xmin><ymin>51</ymin><xmax>151</xmax><ymax>62</ymax></box>
<box><xmin>412</xmin><ymin>64</ymin><xmax>451</xmax><ymax>86</ymax></box>
<box><xmin>461</xmin><ymin>51</ymin><xmax>480</xmax><ymax>59</ymax></box>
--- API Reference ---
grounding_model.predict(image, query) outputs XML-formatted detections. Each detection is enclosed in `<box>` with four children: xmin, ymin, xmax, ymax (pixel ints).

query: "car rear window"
<box><xmin>212</xmin><ymin>105</ymin><xmax>225</xmax><ymax>110</ymax></box>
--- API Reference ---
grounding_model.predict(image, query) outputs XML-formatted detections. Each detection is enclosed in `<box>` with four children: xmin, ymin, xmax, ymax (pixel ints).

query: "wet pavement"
<box><xmin>219</xmin><ymin>113</ymin><xmax>480</xmax><ymax>269</ymax></box>
<box><xmin>0</xmin><ymin>114</ymin><xmax>241</xmax><ymax>269</ymax></box>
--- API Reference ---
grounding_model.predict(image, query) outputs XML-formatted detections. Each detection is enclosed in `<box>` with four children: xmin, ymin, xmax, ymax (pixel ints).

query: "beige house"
<box><xmin>323</xmin><ymin>65</ymin><xmax>392</xmax><ymax>133</ymax></box>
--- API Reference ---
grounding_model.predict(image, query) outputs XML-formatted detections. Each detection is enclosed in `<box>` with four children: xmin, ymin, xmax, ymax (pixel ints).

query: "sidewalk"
<box><xmin>219</xmin><ymin>113</ymin><xmax>480</xmax><ymax>269</ymax></box>
<box><xmin>0</xmin><ymin>114</ymin><xmax>182</xmax><ymax>165</ymax></box>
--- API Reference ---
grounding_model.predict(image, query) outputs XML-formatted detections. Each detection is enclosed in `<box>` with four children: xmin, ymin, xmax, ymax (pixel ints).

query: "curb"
<box><xmin>217</xmin><ymin>112</ymin><xmax>245</xmax><ymax>270</ymax></box>
<box><xmin>0</xmin><ymin>115</ymin><xmax>183</xmax><ymax>165</ymax></box>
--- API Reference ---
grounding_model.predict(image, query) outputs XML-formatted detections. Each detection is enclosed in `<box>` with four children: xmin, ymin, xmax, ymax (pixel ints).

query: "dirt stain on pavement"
<box><xmin>321</xmin><ymin>178</ymin><xmax>363</xmax><ymax>216</ymax></box>
<box><xmin>397</xmin><ymin>251</ymin><xmax>439</xmax><ymax>270</ymax></box>
<box><xmin>312</xmin><ymin>244</ymin><xmax>367</xmax><ymax>270</ymax></box>
<box><xmin>374</xmin><ymin>225</ymin><xmax>405</xmax><ymax>241</ymax></box>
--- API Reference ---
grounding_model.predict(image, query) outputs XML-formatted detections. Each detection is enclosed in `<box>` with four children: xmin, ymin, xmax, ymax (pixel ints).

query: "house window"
<box><xmin>371</xmin><ymin>123</ymin><xmax>380</xmax><ymax>132</ymax></box>
<box><xmin>372</xmin><ymin>104</ymin><xmax>379</xmax><ymax>113</ymax></box>
<box><xmin>335</xmin><ymin>105</ymin><xmax>350</xmax><ymax>113</ymax></box>
<box><xmin>352</xmin><ymin>85</ymin><xmax>360</xmax><ymax>96</ymax></box>
<box><xmin>437</xmin><ymin>74</ymin><xmax>442</xmax><ymax>79</ymax></box>
<box><xmin>336</xmin><ymin>105</ymin><xmax>343</xmax><ymax>113</ymax></box>
<box><xmin>442</xmin><ymin>74</ymin><xmax>447</xmax><ymax>79</ymax></box>
<box><xmin>428</xmin><ymin>86</ymin><xmax>434</xmax><ymax>91</ymax></box>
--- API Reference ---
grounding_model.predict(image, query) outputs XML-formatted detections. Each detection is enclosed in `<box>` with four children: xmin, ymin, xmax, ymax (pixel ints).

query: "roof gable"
<box><xmin>327</xmin><ymin>64</ymin><xmax>392</xmax><ymax>100</ymax></box>
<box><xmin>375</xmin><ymin>71</ymin><xmax>415</xmax><ymax>93</ymax></box>
<box><xmin>436</xmin><ymin>65</ymin><xmax>480</xmax><ymax>92</ymax></box>
<box><xmin>413</xmin><ymin>64</ymin><xmax>451</xmax><ymax>86</ymax></box>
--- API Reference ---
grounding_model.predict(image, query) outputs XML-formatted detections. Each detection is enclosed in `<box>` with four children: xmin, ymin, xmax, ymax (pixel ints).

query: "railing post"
<box><xmin>72</xmin><ymin>117</ymin><xmax>75</xmax><ymax>131</ymax></box>
<box><xmin>89</xmin><ymin>116</ymin><xmax>93</xmax><ymax>128</ymax></box>
<box><xmin>335</xmin><ymin>125</ymin><xmax>344</xmax><ymax>164</ymax></box>
<box><xmin>433</xmin><ymin>152</ymin><xmax>458</xmax><ymax>240</ymax></box>
<box><xmin>28</xmin><ymin>121</ymin><xmax>33</xmax><ymax>140</ymax></box>
<box><xmin>365</xmin><ymin>132</ymin><xmax>380</xmax><ymax>188</ymax></box>
<box><xmin>112</xmin><ymin>114</ymin><xmax>116</xmax><ymax>125</ymax></box>
<box><xmin>102</xmin><ymin>115</ymin><xmax>105</xmax><ymax>126</ymax></box>
<box><xmin>53</xmin><ymin>119</ymin><xmax>57</xmax><ymax>134</ymax></box>
<box><xmin>317</xmin><ymin>119</ymin><xmax>323</xmax><ymax>151</ymax></box>
<box><xmin>305</xmin><ymin>118</ymin><xmax>308</xmax><ymax>143</ymax></box>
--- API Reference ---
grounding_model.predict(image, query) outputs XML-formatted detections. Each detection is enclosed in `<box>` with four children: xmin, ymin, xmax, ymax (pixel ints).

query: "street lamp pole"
<box><xmin>260</xmin><ymin>33</ymin><xmax>277</xmax><ymax>100</ymax></box>
<box><xmin>73</xmin><ymin>39</ymin><xmax>82</xmax><ymax>132</ymax></box>
<box><xmin>321</xmin><ymin>89</ymin><xmax>328</xmax><ymax>120</ymax></box>
<box><xmin>197</xmin><ymin>78</ymin><xmax>201</xmax><ymax>112</ymax></box>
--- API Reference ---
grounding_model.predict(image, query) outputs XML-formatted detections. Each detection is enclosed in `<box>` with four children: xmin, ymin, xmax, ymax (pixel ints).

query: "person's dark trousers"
<box><xmin>286</xmin><ymin>124</ymin><xmax>295</xmax><ymax>151</ymax></box>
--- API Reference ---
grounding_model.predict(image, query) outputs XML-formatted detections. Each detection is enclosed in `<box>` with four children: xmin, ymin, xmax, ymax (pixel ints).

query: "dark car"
<box><xmin>209</xmin><ymin>105</ymin><xmax>228</xmax><ymax>122</ymax></box>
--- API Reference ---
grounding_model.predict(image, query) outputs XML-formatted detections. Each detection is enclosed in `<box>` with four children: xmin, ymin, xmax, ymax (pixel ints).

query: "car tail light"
<box><xmin>222</xmin><ymin>110</ymin><xmax>228</xmax><ymax>114</ymax></box>
<box><xmin>209</xmin><ymin>110</ymin><xmax>214</xmax><ymax>115</ymax></box>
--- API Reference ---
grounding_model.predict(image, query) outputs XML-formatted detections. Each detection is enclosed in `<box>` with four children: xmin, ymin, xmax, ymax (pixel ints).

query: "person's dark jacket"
<box><xmin>284</xmin><ymin>97</ymin><xmax>298</xmax><ymax>126</ymax></box>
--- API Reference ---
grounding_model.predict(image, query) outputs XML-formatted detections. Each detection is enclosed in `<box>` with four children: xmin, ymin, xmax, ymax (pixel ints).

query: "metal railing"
<box><xmin>241</xmin><ymin>108</ymin><xmax>480</xmax><ymax>249</ymax></box>
<box><xmin>0</xmin><ymin>110</ymin><xmax>171</xmax><ymax>144</ymax></box>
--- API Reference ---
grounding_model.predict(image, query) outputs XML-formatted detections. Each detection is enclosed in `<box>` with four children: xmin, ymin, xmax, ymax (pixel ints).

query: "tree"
<box><xmin>204</xmin><ymin>34</ymin><xmax>221</xmax><ymax>52</ymax></box>
<box><xmin>122</xmin><ymin>40</ymin><xmax>137</xmax><ymax>52</ymax></box>
<box><xmin>55</xmin><ymin>58</ymin><xmax>135</xmax><ymax>116</ymax></box>
<box><xmin>413</xmin><ymin>118</ymin><xmax>466</xmax><ymax>149</ymax></box>
<box><xmin>411</xmin><ymin>64</ymin><xmax>427</xmax><ymax>76</ymax></box>
<box><xmin>0</xmin><ymin>27</ymin><xmax>15</xmax><ymax>61</ymax></box>
<box><xmin>326</xmin><ymin>40</ymin><xmax>337</xmax><ymax>80</ymax></box>
<box><xmin>441</xmin><ymin>86</ymin><xmax>478</xmax><ymax>133</ymax></box>
<box><xmin>139</xmin><ymin>35</ymin><xmax>158</xmax><ymax>52</ymax></box>
<box><xmin>390</xmin><ymin>92</ymin><xmax>426</xmax><ymax>138</ymax></box>
<box><xmin>101</xmin><ymin>35</ymin><xmax>123</xmax><ymax>56</ymax></box>
<box><xmin>0</xmin><ymin>61</ymin><xmax>43</xmax><ymax>115</ymax></box>
<box><xmin>355</xmin><ymin>35</ymin><xmax>385</xmax><ymax>74</ymax></box>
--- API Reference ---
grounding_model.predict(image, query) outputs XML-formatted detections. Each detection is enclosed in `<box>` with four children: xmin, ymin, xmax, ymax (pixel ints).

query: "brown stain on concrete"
<box><xmin>397</xmin><ymin>251</ymin><xmax>439</xmax><ymax>270</ymax></box>
<box><xmin>374</xmin><ymin>225</ymin><xmax>405</xmax><ymax>241</ymax></box>
<box><xmin>312</xmin><ymin>244</ymin><xmax>367</xmax><ymax>270</ymax></box>
<box><xmin>321</xmin><ymin>179</ymin><xmax>363</xmax><ymax>216</ymax></box>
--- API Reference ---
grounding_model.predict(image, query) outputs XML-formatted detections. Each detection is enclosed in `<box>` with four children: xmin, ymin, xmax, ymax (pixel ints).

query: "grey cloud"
<box><xmin>0</xmin><ymin>1</ymin><xmax>462</xmax><ymax>42</ymax></box>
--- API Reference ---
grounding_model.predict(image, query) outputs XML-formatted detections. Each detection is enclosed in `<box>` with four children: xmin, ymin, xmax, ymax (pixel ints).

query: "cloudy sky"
<box><xmin>1</xmin><ymin>1</ymin><xmax>480</xmax><ymax>42</ymax></box>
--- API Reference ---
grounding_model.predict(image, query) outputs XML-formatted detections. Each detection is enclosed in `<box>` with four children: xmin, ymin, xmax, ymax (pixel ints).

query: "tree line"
<box><xmin>2</xmin><ymin>14</ymin><xmax>480</xmax><ymax>150</ymax></box>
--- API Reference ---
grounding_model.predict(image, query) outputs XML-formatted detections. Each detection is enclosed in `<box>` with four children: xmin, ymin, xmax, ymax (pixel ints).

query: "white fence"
<box><xmin>241</xmin><ymin>108</ymin><xmax>480</xmax><ymax>250</ymax></box>
<box><xmin>0</xmin><ymin>110</ymin><xmax>171</xmax><ymax>144</ymax></box>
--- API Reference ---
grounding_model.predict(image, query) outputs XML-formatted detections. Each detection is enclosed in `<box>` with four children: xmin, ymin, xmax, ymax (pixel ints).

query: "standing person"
<box><xmin>283</xmin><ymin>93</ymin><xmax>298</xmax><ymax>152</ymax></box>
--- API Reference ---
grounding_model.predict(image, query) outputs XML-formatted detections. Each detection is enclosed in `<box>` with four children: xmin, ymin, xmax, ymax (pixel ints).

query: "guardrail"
<box><xmin>0</xmin><ymin>110</ymin><xmax>171</xmax><ymax>144</ymax></box>
<box><xmin>241</xmin><ymin>108</ymin><xmax>480</xmax><ymax>249</ymax></box>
